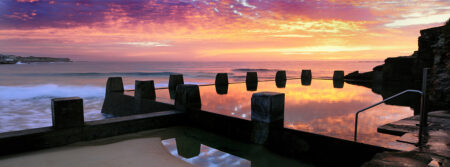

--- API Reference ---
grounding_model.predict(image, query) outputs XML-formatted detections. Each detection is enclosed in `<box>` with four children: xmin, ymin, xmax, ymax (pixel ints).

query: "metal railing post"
<box><xmin>417</xmin><ymin>68</ymin><xmax>429</xmax><ymax>146</ymax></box>
<box><xmin>354</xmin><ymin>89</ymin><xmax>423</xmax><ymax>142</ymax></box>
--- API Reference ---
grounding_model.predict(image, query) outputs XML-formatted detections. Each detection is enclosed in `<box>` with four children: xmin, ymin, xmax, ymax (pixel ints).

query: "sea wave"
<box><xmin>14</xmin><ymin>72</ymin><xmax>174</xmax><ymax>77</ymax></box>
<box><xmin>232</xmin><ymin>68</ymin><xmax>279</xmax><ymax>72</ymax></box>
<box><xmin>0</xmin><ymin>84</ymin><xmax>105</xmax><ymax>100</ymax></box>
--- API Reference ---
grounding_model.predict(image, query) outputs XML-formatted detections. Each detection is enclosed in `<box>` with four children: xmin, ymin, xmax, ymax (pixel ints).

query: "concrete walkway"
<box><xmin>364</xmin><ymin>110</ymin><xmax>450</xmax><ymax>166</ymax></box>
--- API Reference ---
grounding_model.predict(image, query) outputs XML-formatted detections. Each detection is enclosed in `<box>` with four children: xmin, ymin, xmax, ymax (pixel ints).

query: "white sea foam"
<box><xmin>0</xmin><ymin>84</ymin><xmax>105</xmax><ymax>100</ymax></box>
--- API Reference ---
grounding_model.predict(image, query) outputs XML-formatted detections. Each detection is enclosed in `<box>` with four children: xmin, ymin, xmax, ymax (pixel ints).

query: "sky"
<box><xmin>0</xmin><ymin>0</ymin><xmax>449</xmax><ymax>61</ymax></box>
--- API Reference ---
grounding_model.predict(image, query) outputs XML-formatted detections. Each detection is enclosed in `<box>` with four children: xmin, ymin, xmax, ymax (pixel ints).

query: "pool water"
<box><xmin>153</xmin><ymin>79</ymin><xmax>417</xmax><ymax>151</ymax></box>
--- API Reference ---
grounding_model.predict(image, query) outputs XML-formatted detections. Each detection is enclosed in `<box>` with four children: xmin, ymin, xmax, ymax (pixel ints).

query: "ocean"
<box><xmin>0</xmin><ymin>61</ymin><xmax>382</xmax><ymax>133</ymax></box>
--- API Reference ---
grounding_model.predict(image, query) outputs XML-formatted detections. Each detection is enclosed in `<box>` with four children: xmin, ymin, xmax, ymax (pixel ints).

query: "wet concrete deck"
<box><xmin>365</xmin><ymin>110</ymin><xmax>450</xmax><ymax>166</ymax></box>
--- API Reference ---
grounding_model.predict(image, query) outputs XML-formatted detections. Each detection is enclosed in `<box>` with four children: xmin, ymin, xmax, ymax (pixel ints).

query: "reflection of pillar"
<box><xmin>275</xmin><ymin>80</ymin><xmax>286</xmax><ymax>88</ymax></box>
<box><xmin>301</xmin><ymin>78</ymin><xmax>311</xmax><ymax>86</ymax></box>
<box><xmin>169</xmin><ymin>89</ymin><xmax>176</xmax><ymax>99</ymax></box>
<box><xmin>215</xmin><ymin>84</ymin><xmax>229</xmax><ymax>95</ymax></box>
<box><xmin>169</xmin><ymin>74</ymin><xmax>184</xmax><ymax>91</ymax></box>
<box><xmin>250</xmin><ymin>92</ymin><xmax>285</xmax><ymax>144</ymax></box>
<box><xmin>333</xmin><ymin>80</ymin><xmax>344</xmax><ymax>88</ymax></box>
<box><xmin>246</xmin><ymin>82</ymin><xmax>258</xmax><ymax>91</ymax></box>
<box><xmin>176</xmin><ymin>136</ymin><xmax>201</xmax><ymax>159</ymax></box>
<box><xmin>135</xmin><ymin>80</ymin><xmax>156</xmax><ymax>100</ymax></box>
<box><xmin>215</xmin><ymin>73</ymin><xmax>228</xmax><ymax>86</ymax></box>
<box><xmin>175</xmin><ymin>84</ymin><xmax>201</xmax><ymax>111</ymax></box>
<box><xmin>52</xmin><ymin>97</ymin><xmax>84</xmax><ymax>129</ymax></box>
<box><xmin>333</xmin><ymin>70</ymin><xmax>344</xmax><ymax>81</ymax></box>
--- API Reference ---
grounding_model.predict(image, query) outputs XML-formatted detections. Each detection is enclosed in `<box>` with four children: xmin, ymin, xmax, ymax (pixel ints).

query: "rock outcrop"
<box><xmin>345</xmin><ymin>19</ymin><xmax>450</xmax><ymax>110</ymax></box>
<box><xmin>0</xmin><ymin>54</ymin><xmax>71</xmax><ymax>64</ymax></box>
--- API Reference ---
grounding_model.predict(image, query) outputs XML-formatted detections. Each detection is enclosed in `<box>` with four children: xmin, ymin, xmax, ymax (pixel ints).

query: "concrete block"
<box><xmin>135</xmin><ymin>80</ymin><xmax>156</xmax><ymax>100</ymax></box>
<box><xmin>301</xmin><ymin>69</ymin><xmax>312</xmax><ymax>80</ymax></box>
<box><xmin>105</xmin><ymin>77</ymin><xmax>124</xmax><ymax>95</ymax></box>
<box><xmin>251</xmin><ymin>92</ymin><xmax>285</xmax><ymax>144</ymax></box>
<box><xmin>175</xmin><ymin>84</ymin><xmax>201</xmax><ymax>111</ymax></box>
<box><xmin>246</xmin><ymin>72</ymin><xmax>258</xmax><ymax>84</ymax></box>
<box><xmin>169</xmin><ymin>74</ymin><xmax>184</xmax><ymax>91</ymax></box>
<box><xmin>333</xmin><ymin>70</ymin><xmax>344</xmax><ymax>81</ymax></box>
<box><xmin>275</xmin><ymin>70</ymin><xmax>286</xmax><ymax>82</ymax></box>
<box><xmin>251</xmin><ymin>92</ymin><xmax>285</xmax><ymax>123</ymax></box>
<box><xmin>215</xmin><ymin>73</ymin><xmax>228</xmax><ymax>86</ymax></box>
<box><xmin>52</xmin><ymin>97</ymin><xmax>84</xmax><ymax>129</ymax></box>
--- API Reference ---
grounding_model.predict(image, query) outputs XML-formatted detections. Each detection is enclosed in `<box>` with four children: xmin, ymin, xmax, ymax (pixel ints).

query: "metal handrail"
<box><xmin>354</xmin><ymin>89</ymin><xmax>423</xmax><ymax>142</ymax></box>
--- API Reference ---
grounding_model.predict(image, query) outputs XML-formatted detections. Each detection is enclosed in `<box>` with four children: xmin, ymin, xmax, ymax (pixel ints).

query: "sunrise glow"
<box><xmin>0</xmin><ymin>0</ymin><xmax>449</xmax><ymax>61</ymax></box>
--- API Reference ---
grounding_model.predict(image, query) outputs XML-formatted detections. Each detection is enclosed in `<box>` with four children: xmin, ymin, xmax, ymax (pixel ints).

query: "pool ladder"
<box><xmin>353</xmin><ymin>68</ymin><xmax>429</xmax><ymax>146</ymax></box>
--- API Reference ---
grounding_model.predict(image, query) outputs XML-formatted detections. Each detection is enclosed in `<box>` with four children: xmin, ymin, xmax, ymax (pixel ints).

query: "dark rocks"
<box><xmin>362</xmin><ymin>151</ymin><xmax>432</xmax><ymax>167</ymax></box>
<box><xmin>51</xmin><ymin>97</ymin><xmax>84</xmax><ymax>129</ymax></box>
<box><xmin>383</xmin><ymin>56</ymin><xmax>415</xmax><ymax>82</ymax></box>
<box><xmin>344</xmin><ymin>71</ymin><xmax>373</xmax><ymax>81</ymax></box>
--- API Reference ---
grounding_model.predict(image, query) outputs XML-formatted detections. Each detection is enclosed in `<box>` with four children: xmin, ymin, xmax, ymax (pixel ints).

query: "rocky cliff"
<box><xmin>345</xmin><ymin>19</ymin><xmax>450</xmax><ymax>110</ymax></box>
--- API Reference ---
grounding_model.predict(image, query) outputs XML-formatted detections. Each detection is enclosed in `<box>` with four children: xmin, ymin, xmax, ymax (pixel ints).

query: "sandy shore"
<box><xmin>0</xmin><ymin>135</ymin><xmax>194</xmax><ymax>167</ymax></box>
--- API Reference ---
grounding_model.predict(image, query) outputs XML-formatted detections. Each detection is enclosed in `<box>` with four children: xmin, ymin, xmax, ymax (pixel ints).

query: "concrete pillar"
<box><xmin>175</xmin><ymin>84</ymin><xmax>201</xmax><ymax>111</ymax></box>
<box><xmin>250</xmin><ymin>92</ymin><xmax>285</xmax><ymax>144</ymax></box>
<box><xmin>301</xmin><ymin>69</ymin><xmax>312</xmax><ymax>80</ymax></box>
<box><xmin>169</xmin><ymin>74</ymin><xmax>184</xmax><ymax>91</ymax></box>
<box><xmin>246</xmin><ymin>72</ymin><xmax>258</xmax><ymax>84</ymax></box>
<box><xmin>52</xmin><ymin>97</ymin><xmax>84</xmax><ymax>129</ymax></box>
<box><xmin>333</xmin><ymin>70</ymin><xmax>344</xmax><ymax>81</ymax></box>
<box><xmin>105</xmin><ymin>77</ymin><xmax>124</xmax><ymax>95</ymax></box>
<box><xmin>135</xmin><ymin>80</ymin><xmax>156</xmax><ymax>100</ymax></box>
<box><xmin>176</xmin><ymin>136</ymin><xmax>201</xmax><ymax>158</ymax></box>
<box><xmin>275</xmin><ymin>71</ymin><xmax>286</xmax><ymax>82</ymax></box>
<box><xmin>215</xmin><ymin>73</ymin><xmax>228</xmax><ymax>86</ymax></box>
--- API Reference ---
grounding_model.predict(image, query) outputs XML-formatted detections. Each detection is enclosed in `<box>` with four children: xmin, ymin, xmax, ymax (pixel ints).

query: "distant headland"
<box><xmin>0</xmin><ymin>54</ymin><xmax>71</xmax><ymax>64</ymax></box>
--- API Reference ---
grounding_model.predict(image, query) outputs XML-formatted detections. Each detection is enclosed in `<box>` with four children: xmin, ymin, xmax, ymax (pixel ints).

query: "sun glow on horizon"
<box><xmin>0</xmin><ymin>0</ymin><xmax>448</xmax><ymax>61</ymax></box>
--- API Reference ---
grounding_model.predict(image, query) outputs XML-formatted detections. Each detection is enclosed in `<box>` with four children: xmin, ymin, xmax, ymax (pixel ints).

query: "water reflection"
<box><xmin>333</xmin><ymin>80</ymin><xmax>344</xmax><ymax>88</ymax></box>
<box><xmin>275</xmin><ymin>80</ymin><xmax>286</xmax><ymax>88</ymax></box>
<box><xmin>215</xmin><ymin>84</ymin><xmax>228</xmax><ymax>95</ymax></box>
<box><xmin>301</xmin><ymin>78</ymin><xmax>311</xmax><ymax>86</ymax></box>
<box><xmin>162</xmin><ymin>138</ymin><xmax>251</xmax><ymax>167</ymax></box>
<box><xmin>246</xmin><ymin>82</ymin><xmax>258</xmax><ymax>91</ymax></box>
<box><xmin>155</xmin><ymin>79</ymin><xmax>417</xmax><ymax>150</ymax></box>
